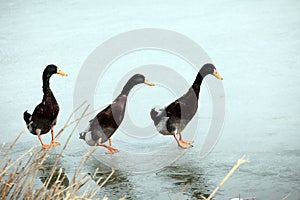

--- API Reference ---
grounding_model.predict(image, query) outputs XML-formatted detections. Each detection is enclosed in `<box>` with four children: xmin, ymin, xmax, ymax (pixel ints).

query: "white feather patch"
<box><xmin>36</xmin><ymin>129</ymin><xmax>41</xmax><ymax>135</ymax></box>
<box><xmin>84</xmin><ymin>132</ymin><xmax>97</xmax><ymax>146</ymax></box>
<box><xmin>155</xmin><ymin>116</ymin><xmax>171</xmax><ymax>135</ymax></box>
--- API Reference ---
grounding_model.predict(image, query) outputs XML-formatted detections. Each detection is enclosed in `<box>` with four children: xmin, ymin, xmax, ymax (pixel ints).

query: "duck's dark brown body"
<box><xmin>150</xmin><ymin>64</ymin><xmax>222</xmax><ymax>148</ymax></box>
<box><xmin>79</xmin><ymin>74</ymin><xmax>155</xmax><ymax>153</ymax></box>
<box><xmin>150</xmin><ymin>81</ymin><xmax>200</xmax><ymax>136</ymax></box>
<box><xmin>86</xmin><ymin>94</ymin><xmax>127</xmax><ymax>144</ymax></box>
<box><xmin>23</xmin><ymin>64</ymin><xmax>67</xmax><ymax>148</ymax></box>
<box><xmin>29</xmin><ymin>88</ymin><xmax>59</xmax><ymax>135</ymax></box>
<box><xmin>164</xmin><ymin>87</ymin><xmax>199</xmax><ymax>134</ymax></box>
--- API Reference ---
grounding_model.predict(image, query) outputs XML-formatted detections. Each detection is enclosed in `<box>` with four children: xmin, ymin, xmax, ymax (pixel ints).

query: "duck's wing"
<box><xmin>31</xmin><ymin>89</ymin><xmax>60</xmax><ymax>133</ymax></box>
<box><xmin>165</xmin><ymin>87</ymin><xmax>198</xmax><ymax>120</ymax></box>
<box><xmin>88</xmin><ymin>95</ymin><xmax>127</xmax><ymax>142</ymax></box>
<box><xmin>110</xmin><ymin>95</ymin><xmax>127</xmax><ymax>125</ymax></box>
<box><xmin>89</xmin><ymin>104</ymin><xmax>111</xmax><ymax>128</ymax></box>
<box><xmin>32</xmin><ymin>103</ymin><xmax>46</xmax><ymax>120</ymax></box>
<box><xmin>30</xmin><ymin>102</ymin><xmax>51</xmax><ymax>133</ymax></box>
<box><xmin>87</xmin><ymin>105</ymin><xmax>113</xmax><ymax>142</ymax></box>
<box><xmin>165</xmin><ymin>91</ymin><xmax>190</xmax><ymax>117</ymax></box>
<box><xmin>32</xmin><ymin>89</ymin><xmax>59</xmax><ymax>121</ymax></box>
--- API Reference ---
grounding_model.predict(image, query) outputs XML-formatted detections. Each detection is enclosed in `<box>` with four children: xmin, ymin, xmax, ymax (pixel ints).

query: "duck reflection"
<box><xmin>157</xmin><ymin>162</ymin><xmax>211</xmax><ymax>199</ymax></box>
<box><xmin>85</xmin><ymin>158</ymin><xmax>137</xmax><ymax>199</ymax></box>
<box><xmin>38</xmin><ymin>153</ymin><xmax>70</xmax><ymax>190</ymax></box>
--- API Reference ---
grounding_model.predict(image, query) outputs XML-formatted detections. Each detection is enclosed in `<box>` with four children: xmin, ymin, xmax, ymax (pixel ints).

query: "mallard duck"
<box><xmin>23</xmin><ymin>64</ymin><xmax>67</xmax><ymax>148</ymax></box>
<box><xmin>79</xmin><ymin>74</ymin><xmax>154</xmax><ymax>154</ymax></box>
<box><xmin>150</xmin><ymin>63</ymin><xmax>222</xmax><ymax>148</ymax></box>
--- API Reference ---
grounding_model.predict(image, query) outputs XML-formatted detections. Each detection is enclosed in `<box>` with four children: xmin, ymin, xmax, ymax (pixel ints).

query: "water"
<box><xmin>1</xmin><ymin>0</ymin><xmax>300</xmax><ymax>199</ymax></box>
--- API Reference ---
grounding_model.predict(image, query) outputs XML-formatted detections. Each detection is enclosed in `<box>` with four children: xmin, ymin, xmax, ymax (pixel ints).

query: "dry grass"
<box><xmin>0</xmin><ymin>103</ymin><xmax>114</xmax><ymax>200</ymax></box>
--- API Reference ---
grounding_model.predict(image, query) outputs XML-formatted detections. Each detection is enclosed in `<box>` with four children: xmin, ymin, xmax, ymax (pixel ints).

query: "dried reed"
<box><xmin>0</xmin><ymin>102</ymin><xmax>114</xmax><ymax>200</ymax></box>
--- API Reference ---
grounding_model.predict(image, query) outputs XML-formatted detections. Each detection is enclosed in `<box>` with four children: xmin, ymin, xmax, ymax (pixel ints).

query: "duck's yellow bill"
<box><xmin>213</xmin><ymin>71</ymin><xmax>223</xmax><ymax>80</ymax></box>
<box><xmin>144</xmin><ymin>79</ymin><xmax>155</xmax><ymax>86</ymax></box>
<box><xmin>57</xmin><ymin>69</ymin><xmax>68</xmax><ymax>76</ymax></box>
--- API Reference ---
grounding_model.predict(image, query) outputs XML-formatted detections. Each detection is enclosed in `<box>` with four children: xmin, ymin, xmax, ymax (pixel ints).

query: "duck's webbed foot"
<box><xmin>178</xmin><ymin>141</ymin><xmax>193</xmax><ymax>149</ymax></box>
<box><xmin>38</xmin><ymin>134</ymin><xmax>51</xmax><ymax>149</ymax></box>
<box><xmin>51</xmin><ymin>129</ymin><xmax>60</xmax><ymax>146</ymax></box>
<box><xmin>51</xmin><ymin>141</ymin><xmax>61</xmax><ymax>146</ymax></box>
<box><xmin>179</xmin><ymin>132</ymin><xmax>193</xmax><ymax>145</ymax></box>
<box><xmin>42</xmin><ymin>143</ymin><xmax>52</xmax><ymax>149</ymax></box>
<box><xmin>105</xmin><ymin>147</ymin><xmax>119</xmax><ymax>154</ymax></box>
<box><xmin>179</xmin><ymin>139</ymin><xmax>193</xmax><ymax>145</ymax></box>
<box><xmin>173</xmin><ymin>134</ymin><xmax>193</xmax><ymax>149</ymax></box>
<box><xmin>97</xmin><ymin>138</ymin><xmax>119</xmax><ymax>154</ymax></box>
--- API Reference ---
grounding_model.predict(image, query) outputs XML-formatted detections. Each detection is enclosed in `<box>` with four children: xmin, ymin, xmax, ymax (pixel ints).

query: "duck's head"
<box><xmin>129</xmin><ymin>74</ymin><xmax>155</xmax><ymax>86</ymax></box>
<box><xmin>121</xmin><ymin>74</ymin><xmax>155</xmax><ymax>95</ymax></box>
<box><xmin>42</xmin><ymin>64</ymin><xmax>68</xmax><ymax>89</ymax></box>
<box><xmin>200</xmin><ymin>63</ymin><xmax>223</xmax><ymax>80</ymax></box>
<box><xmin>43</xmin><ymin>64</ymin><xmax>68</xmax><ymax>78</ymax></box>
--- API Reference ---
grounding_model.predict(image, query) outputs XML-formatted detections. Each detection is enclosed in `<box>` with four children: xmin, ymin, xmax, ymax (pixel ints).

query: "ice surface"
<box><xmin>0</xmin><ymin>0</ymin><xmax>299</xmax><ymax>199</ymax></box>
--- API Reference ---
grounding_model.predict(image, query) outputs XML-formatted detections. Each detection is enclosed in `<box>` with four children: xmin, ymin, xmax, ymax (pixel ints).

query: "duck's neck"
<box><xmin>121</xmin><ymin>80</ymin><xmax>138</xmax><ymax>96</ymax></box>
<box><xmin>192</xmin><ymin>72</ymin><xmax>204</xmax><ymax>99</ymax></box>
<box><xmin>42</xmin><ymin>73</ymin><xmax>52</xmax><ymax>92</ymax></box>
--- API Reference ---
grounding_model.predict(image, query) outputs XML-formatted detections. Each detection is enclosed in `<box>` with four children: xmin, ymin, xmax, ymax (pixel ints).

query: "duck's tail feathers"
<box><xmin>79</xmin><ymin>131</ymin><xmax>99</xmax><ymax>146</ymax></box>
<box><xmin>150</xmin><ymin>108</ymin><xmax>159</xmax><ymax>121</ymax></box>
<box><xmin>79</xmin><ymin>131</ymin><xmax>87</xmax><ymax>140</ymax></box>
<box><xmin>23</xmin><ymin>110</ymin><xmax>32</xmax><ymax>125</ymax></box>
<box><xmin>150</xmin><ymin>107</ymin><xmax>166</xmax><ymax>121</ymax></box>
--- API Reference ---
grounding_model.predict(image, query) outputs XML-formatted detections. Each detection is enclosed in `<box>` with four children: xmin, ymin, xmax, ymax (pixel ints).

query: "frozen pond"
<box><xmin>0</xmin><ymin>0</ymin><xmax>300</xmax><ymax>199</ymax></box>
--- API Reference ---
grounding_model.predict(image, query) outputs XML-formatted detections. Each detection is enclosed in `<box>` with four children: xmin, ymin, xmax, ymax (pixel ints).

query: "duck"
<box><xmin>23</xmin><ymin>64</ymin><xmax>67</xmax><ymax>148</ymax></box>
<box><xmin>150</xmin><ymin>63</ymin><xmax>222</xmax><ymax>148</ymax></box>
<box><xmin>79</xmin><ymin>74</ymin><xmax>154</xmax><ymax>154</ymax></box>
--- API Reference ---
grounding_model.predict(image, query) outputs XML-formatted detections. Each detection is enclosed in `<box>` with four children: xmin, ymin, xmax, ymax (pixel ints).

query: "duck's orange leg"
<box><xmin>179</xmin><ymin>132</ymin><xmax>193</xmax><ymax>145</ymax></box>
<box><xmin>51</xmin><ymin>129</ymin><xmax>60</xmax><ymax>146</ymax></box>
<box><xmin>97</xmin><ymin>138</ymin><xmax>119</xmax><ymax>154</ymax></box>
<box><xmin>173</xmin><ymin>133</ymin><xmax>192</xmax><ymax>149</ymax></box>
<box><xmin>38</xmin><ymin>134</ymin><xmax>51</xmax><ymax>149</ymax></box>
<box><xmin>107</xmin><ymin>138</ymin><xmax>119</xmax><ymax>154</ymax></box>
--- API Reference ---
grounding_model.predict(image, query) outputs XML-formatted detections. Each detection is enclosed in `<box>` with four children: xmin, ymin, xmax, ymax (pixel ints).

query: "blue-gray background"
<box><xmin>0</xmin><ymin>0</ymin><xmax>299</xmax><ymax>199</ymax></box>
